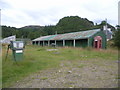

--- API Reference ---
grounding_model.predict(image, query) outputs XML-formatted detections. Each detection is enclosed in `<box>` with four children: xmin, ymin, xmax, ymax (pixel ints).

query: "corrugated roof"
<box><xmin>33</xmin><ymin>29</ymin><xmax>100</xmax><ymax>41</ymax></box>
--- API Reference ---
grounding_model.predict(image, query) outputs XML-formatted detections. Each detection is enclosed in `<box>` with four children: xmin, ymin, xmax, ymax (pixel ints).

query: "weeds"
<box><xmin>78</xmin><ymin>64</ymin><xmax>85</xmax><ymax>68</ymax></box>
<box><xmin>2</xmin><ymin>45</ymin><xmax>118</xmax><ymax>87</ymax></box>
<box><xmin>40</xmin><ymin>77</ymin><xmax>48</xmax><ymax>80</ymax></box>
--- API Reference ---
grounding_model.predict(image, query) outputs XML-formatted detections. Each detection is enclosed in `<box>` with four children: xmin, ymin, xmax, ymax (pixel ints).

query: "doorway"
<box><xmin>94</xmin><ymin>36</ymin><xmax>102</xmax><ymax>49</ymax></box>
<box><xmin>94</xmin><ymin>41</ymin><xmax>98</xmax><ymax>48</ymax></box>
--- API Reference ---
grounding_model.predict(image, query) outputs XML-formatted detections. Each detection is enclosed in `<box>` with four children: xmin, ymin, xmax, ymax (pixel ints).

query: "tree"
<box><xmin>55</xmin><ymin>16</ymin><xmax>94</xmax><ymax>34</ymax></box>
<box><xmin>43</xmin><ymin>25</ymin><xmax>55</xmax><ymax>35</ymax></box>
<box><xmin>113</xmin><ymin>28</ymin><xmax>120</xmax><ymax>48</ymax></box>
<box><xmin>2</xmin><ymin>16</ymin><xmax>116</xmax><ymax>40</ymax></box>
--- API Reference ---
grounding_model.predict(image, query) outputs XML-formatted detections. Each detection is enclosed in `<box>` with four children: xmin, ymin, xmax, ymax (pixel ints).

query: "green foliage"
<box><xmin>2</xmin><ymin>16</ymin><xmax>115</xmax><ymax>40</ymax></box>
<box><xmin>113</xmin><ymin>29</ymin><xmax>120</xmax><ymax>48</ymax></box>
<box><xmin>2</xmin><ymin>26</ymin><xmax>17</xmax><ymax>38</ymax></box>
<box><xmin>92</xmin><ymin>20</ymin><xmax>116</xmax><ymax>31</ymax></box>
<box><xmin>55</xmin><ymin>16</ymin><xmax>94</xmax><ymax>33</ymax></box>
<box><xmin>43</xmin><ymin>25</ymin><xmax>56</xmax><ymax>35</ymax></box>
<box><xmin>2</xmin><ymin>25</ymin><xmax>45</xmax><ymax>40</ymax></box>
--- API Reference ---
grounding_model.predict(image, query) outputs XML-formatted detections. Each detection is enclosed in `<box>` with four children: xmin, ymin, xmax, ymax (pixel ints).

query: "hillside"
<box><xmin>55</xmin><ymin>16</ymin><xmax>94</xmax><ymax>33</ymax></box>
<box><xmin>21</xmin><ymin>25</ymin><xmax>44</xmax><ymax>30</ymax></box>
<box><xmin>2</xmin><ymin>16</ymin><xmax>115</xmax><ymax>40</ymax></box>
<box><xmin>2</xmin><ymin>25</ymin><xmax>45</xmax><ymax>39</ymax></box>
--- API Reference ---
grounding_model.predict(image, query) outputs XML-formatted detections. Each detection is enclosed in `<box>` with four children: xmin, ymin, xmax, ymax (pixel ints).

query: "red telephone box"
<box><xmin>94</xmin><ymin>36</ymin><xmax>102</xmax><ymax>49</ymax></box>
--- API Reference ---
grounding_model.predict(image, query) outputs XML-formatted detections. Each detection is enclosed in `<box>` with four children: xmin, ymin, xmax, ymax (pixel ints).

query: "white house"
<box><xmin>0</xmin><ymin>35</ymin><xmax>16</xmax><ymax>44</ymax></box>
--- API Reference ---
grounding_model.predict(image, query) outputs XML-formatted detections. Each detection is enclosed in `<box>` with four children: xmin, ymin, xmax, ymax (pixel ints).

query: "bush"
<box><xmin>113</xmin><ymin>29</ymin><xmax>120</xmax><ymax>48</ymax></box>
<box><xmin>107</xmin><ymin>39</ymin><xmax>115</xmax><ymax>48</ymax></box>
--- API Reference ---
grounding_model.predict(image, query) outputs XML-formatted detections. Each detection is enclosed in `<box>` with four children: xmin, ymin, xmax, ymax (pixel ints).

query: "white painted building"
<box><xmin>0</xmin><ymin>35</ymin><xmax>16</xmax><ymax>44</ymax></box>
<box><xmin>103</xmin><ymin>25</ymin><xmax>113</xmax><ymax>41</ymax></box>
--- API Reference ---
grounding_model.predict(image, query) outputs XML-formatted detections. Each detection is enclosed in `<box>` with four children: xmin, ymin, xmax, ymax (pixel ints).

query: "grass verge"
<box><xmin>2</xmin><ymin>45</ymin><xmax>118</xmax><ymax>87</ymax></box>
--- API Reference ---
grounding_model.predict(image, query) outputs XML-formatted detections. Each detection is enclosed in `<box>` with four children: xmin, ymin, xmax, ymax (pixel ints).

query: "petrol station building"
<box><xmin>32</xmin><ymin>29</ymin><xmax>106</xmax><ymax>49</ymax></box>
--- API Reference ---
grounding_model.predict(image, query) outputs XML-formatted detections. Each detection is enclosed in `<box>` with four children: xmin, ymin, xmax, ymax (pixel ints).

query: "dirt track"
<box><xmin>11</xmin><ymin>59</ymin><xmax>118</xmax><ymax>88</ymax></box>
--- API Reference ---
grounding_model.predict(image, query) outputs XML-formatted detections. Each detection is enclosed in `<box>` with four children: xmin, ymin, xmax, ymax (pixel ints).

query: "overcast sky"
<box><xmin>0</xmin><ymin>0</ymin><xmax>119</xmax><ymax>28</ymax></box>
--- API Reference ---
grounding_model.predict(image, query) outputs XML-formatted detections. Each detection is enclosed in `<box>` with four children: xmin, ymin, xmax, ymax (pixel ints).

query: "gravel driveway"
<box><xmin>11</xmin><ymin>59</ymin><xmax>118</xmax><ymax>88</ymax></box>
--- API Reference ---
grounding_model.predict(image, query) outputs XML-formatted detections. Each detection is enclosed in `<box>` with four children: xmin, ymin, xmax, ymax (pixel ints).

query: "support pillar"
<box><xmin>88</xmin><ymin>38</ymin><xmax>89</xmax><ymax>47</ymax></box>
<box><xmin>38</xmin><ymin>41</ymin><xmax>40</xmax><ymax>45</ymax></box>
<box><xmin>73</xmin><ymin>39</ymin><xmax>75</xmax><ymax>47</ymax></box>
<box><xmin>48</xmin><ymin>41</ymin><xmax>50</xmax><ymax>46</ymax></box>
<box><xmin>43</xmin><ymin>41</ymin><xmax>44</xmax><ymax>46</ymax></box>
<box><xmin>63</xmin><ymin>40</ymin><xmax>65</xmax><ymax>46</ymax></box>
<box><xmin>55</xmin><ymin>40</ymin><xmax>56</xmax><ymax>46</ymax></box>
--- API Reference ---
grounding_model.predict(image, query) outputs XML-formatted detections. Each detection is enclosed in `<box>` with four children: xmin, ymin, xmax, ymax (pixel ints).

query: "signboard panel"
<box><xmin>16</xmin><ymin>50</ymin><xmax>23</xmax><ymax>53</ymax></box>
<box><xmin>19</xmin><ymin>43</ymin><xmax>24</xmax><ymax>48</ymax></box>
